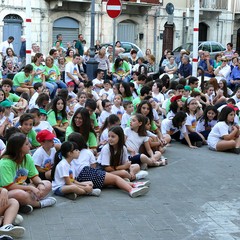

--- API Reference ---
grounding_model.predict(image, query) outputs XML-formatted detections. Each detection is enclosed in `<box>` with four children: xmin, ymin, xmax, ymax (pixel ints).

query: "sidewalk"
<box><xmin>21</xmin><ymin>143</ymin><xmax>240</xmax><ymax>240</ymax></box>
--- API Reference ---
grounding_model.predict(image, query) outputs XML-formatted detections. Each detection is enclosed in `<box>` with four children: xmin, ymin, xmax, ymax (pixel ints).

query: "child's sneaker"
<box><xmin>13</xmin><ymin>214</ymin><xmax>23</xmax><ymax>225</ymax></box>
<box><xmin>129</xmin><ymin>186</ymin><xmax>149</xmax><ymax>198</ymax></box>
<box><xmin>18</xmin><ymin>205</ymin><xmax>33</xmax><ymax>214</ymax></box>
<box><xmin>0</xmin><ymin>224</ymin><xmax>25</xmax><ymax>238</ymax></box>
<box><xmin>39</xmin><ymin>197</ymin><xmax>57</xmax><ymax>208</ymax></box>
<box><xmin>132</xmin><ymin>180</ymin><xmax>151</xmax><ymax>188</ymax></box>
<box><xmin>65</xmin><ymin>193</ymin><xmax>77</xmax><ymax>200</ymax></box>
<box><xmin>88</xmin><ymin>189</ymin><xmax>101</xmax><ymax>197</ymax></box>
<box><xmin>140</xmin><ymin>163</ymin><xmax>148</xmax><ymax>170</ymax></box>
<box><xmin>0</xmin><ymin>235</ymin><xmax>13</xmax><ymax>240</ymax></box>
<box><xmin>135</xmin><ymin>170</ymin><xmax>148</xmax><ymax>180</ymax></box>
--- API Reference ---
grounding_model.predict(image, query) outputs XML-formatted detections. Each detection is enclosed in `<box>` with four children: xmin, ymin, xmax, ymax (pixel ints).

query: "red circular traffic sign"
<box><xmin>106</xmin><ymin>0</ymin><xmax>122</xmax><ymax>19</ymax></box>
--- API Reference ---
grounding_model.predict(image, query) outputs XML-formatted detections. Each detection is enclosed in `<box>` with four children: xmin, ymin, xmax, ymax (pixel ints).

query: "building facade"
<box><xmin>0</xmin><ymin>0</ymin><xmax>240</xmax><ymax>63</ymax></box>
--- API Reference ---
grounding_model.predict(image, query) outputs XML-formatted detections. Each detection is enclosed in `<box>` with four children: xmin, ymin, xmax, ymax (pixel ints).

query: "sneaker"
<box><xmin>13</xmin><ymin>214</ymin><xmax>23</xmax><ymax>225</ymax></box>
<box><xmin>88</xmin><ymin>189</ymin><xmax>101</xmax><ymax>197</ymax></box>
<box><xmin>230</xmin><ymin>148</ymin><xmax>240</xmax><ymax>154</ymax></box>
<box><xmin>39</xmin><ymin>197</ymin><xmax>57</xmax><ymax>208</ymax></box>
<box><xmin>132</xmin><ymin>180</ymin><xmax>151</xmax><ymax>188</ymax></box>
<box><xmin>18</xmin><ymin>205</ymin><xmax>33</xmax><ymax>214</ymax></box>
<box><xmin>0</xmin><ymin>235</ymin><xmax>13</xmax><ymax>240</ymax></box>
<box><xmin>195</xmin><ymin>141</ymin><xmax>202</xmax><ymax>147</ymax></box>
<box><xmin>129</xmin><ymin>186</ymin><xmax>149</xmax><ymax>198</ymax></box>
<box><xmin>0</xmin><ymin>224</ymin><xmax>25</xmax><ymax>238</ymax></box>
<box><xmin>65</xmin><ymin>193</ymin><xmax>77</xmax><ymax>200</ymax></box>
<box><xmin>140</xmin><ymin>163</ymin><xmax>148</xmax><ymax>170</ymax></box>
<box><xmin>135</xmin><ymin>170</ymin><xmax>148</xmax><ymax>180</ymax></box>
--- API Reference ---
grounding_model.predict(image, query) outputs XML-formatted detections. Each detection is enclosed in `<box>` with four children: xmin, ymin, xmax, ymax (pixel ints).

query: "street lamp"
<box><xmin>86</xmin><ymin>0</ymin><xmax>98</xmax><ymax>80</ymax></box>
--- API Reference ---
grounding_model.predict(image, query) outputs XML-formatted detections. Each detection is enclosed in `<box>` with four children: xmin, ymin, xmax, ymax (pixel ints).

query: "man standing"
<box><xmin>75</xmin><ymin>34</ymin><xmax>84</xmax><ymax>56</ymax></box>
<box><xmin>0</xmin><ymin>36</ymin><xmax>14</xmax><ymax>58</ymax></box>
<box><xmin>19</xmin><ymin>35</ymin><xmax>26</xmax><ymax>68</ymax></box>
<box><xmin>65</xmin><ymin>54</ymin><xmax>84</xmax><ymax>91</ymax></box>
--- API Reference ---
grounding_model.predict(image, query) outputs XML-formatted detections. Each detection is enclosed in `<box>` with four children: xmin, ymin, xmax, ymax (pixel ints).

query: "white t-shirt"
<box><xmin>121</xmin><ymin>112</ymin><xmax>131</xmax><ymax>129</ymax></box>
<box><xmin>0</xmin><ymin>40</ymin><xmax>14</xmax><ymax>57</ymax></box>
<box><xmin>232</xmin><ymin>95</ymin><xmax>240</xmax><ymax>104</ymax></box>
<box><xmin>97</xmin><ymin>144</ymin><xmax>128</xmax><ymax>166</ymax></box>
<box><xmin>32</xmin><ymin>146</ymin><xmax>56</xmax><ymax>170</ymax></box>
<box><xmin>161</xmin><ymin>118</ymin><xmax>186</xmax><ymax>139</ymax></box>
<box><xmin>196</xmin><ymin>119</ymin><xmax>217</xmax><ymax>133</ymax></box>
<box><xmin>152</xmin><ymin>92</ymin><xmax>165</xmax><ymax>105</ymax></box>
<box><xmin>0</xmin><ymin>139</ymin><xmax>6</xmax><ymax>156</ymax></box>
<box><xmin>153</xmin><ymin>109</ymin><xmax>160</xmax><ymax>121</ymax></box>
<box><xmin>72</xmin><ymin>149</ymin><xmax>96</xmax><ymax>176</ymax></box>
<box><xmin>65</xmin><ymin>62</ymin><xmax>80</xmax><ymax>84</ymax></box>
<box><xmin>99</xmin><ymin>88</ymin><xmax>113</xmax><ymax>98</ymax></box>
<box><xmin>111</xmin><ymin>105</ymin><xmax>124</xmax><ymax>120</ymax></box>
<box><xmin>52</xmin><ymin>158</ymin><xmax>75</xmax><ymax>191</ymax></box>
<box><xmin>29</xmin><ymin>92</ymin><xmax>39</xmax><ymax>110</ymax></box>
<box><xmin>98</xmin><ymin>110</ymin><xmax>111</xmax><ymax>127</ymax></box>
<box><xmin>124</xmin><ymin>127</ymin><xmax>149</xmax><ymax>155</ymax></box>
<box><xmin>207</xmin><ymin>121</ymin><xmax>231</xmax><ymax>149</ymax></box>
<box><xmin>32</xmin><ymin>121</ymin><xmax>53</xmax><ymax>133</ymax></box>
<box><xmin>92</xmin><ymin>78</ymin><xmax>103</xmax><ymax>93</ymax></box>
<box><xmin>185</xmin><ymin>113</ymin><xmax>197</xmax><ymax>133</ymax></box>
<box><xmin>73</xmin><ymin>103</ymin><xmax>85</xmax><ymax>113</ymax></box>
<box><xmin>100</xmin><ymin>128</ymin><xmax>108</xmax><ymax>143</ymax></box>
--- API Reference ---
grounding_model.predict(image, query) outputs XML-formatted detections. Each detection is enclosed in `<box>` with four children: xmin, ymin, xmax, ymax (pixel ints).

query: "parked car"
<box><xmin>101</xmin><ymin>41</ymin><xmax>144</xmax><ymax>58</ymax></box>
<box><xmin>173</xmin><ymin>41</ymin><xmax>226</xmax><ymax>59</ymax></box>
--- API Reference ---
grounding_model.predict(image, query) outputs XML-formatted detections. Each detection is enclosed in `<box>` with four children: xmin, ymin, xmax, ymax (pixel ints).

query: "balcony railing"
<box><xmin>189</xmin><ymin>0</ymin><xmax>228</xmax><ymax>10</ymax></box>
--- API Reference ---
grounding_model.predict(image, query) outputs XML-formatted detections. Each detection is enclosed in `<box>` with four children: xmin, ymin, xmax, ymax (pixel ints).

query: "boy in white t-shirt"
<box><xmin>33</xmin><ymin>130</ymin><xmax>57</xmax><ymax>180</ymax></box>
<box><xmin>29</xmin><ymin>82</ymin><xmax>44</xmax><ymax>110</ymax></box>
<box><xmin>99</xmin><ymin>79</ymin><xmax>113</xmax><ymax>99</ymax></box>
<box><xmin>121</xmin><ymin>101</ymin><xmax>133</xmax><ymax>129</ymax></box>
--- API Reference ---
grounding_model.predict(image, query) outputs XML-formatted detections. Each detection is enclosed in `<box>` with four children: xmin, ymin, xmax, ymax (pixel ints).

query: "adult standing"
<box><xmin>19</xmin><ymin>35</ymin><xmax>26</xmax><ymax>69</ymax></box>
<box><xmin>75</xmin><ymin>34</ymin><xmax>84</xmax><ymax>56</ymax></box>
<box><xmin>94</xmin><ymin>47</ymin><xmax>110</xmax><ymax>80</ymax></box>
<box><xmin>0</xmin><ymin>36</ymin><xmax>14</xmax><ymax>58</ymax></box>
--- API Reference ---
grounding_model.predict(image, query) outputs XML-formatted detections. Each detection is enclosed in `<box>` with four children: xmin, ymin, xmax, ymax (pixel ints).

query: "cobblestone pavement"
<box><xmin>19</xmin><ymin>143</ymin><xmax>240</xmax><ymax>240</ymax></box>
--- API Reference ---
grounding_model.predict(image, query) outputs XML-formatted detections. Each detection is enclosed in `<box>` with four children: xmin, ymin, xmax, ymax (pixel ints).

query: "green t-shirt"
<box><xmin>32</xmin><ymin>63</ymin><xmax>45</xmax><ymax>83</ymax></box>
<box><xmin>6</xmin><ymin>93</ymin><xmax>20</xmax><ymax>103</ymax></box>
<box><xmin>0</xmin><ymin>154</ymin><xmax>38</xmax><ymax>187</ymax></box>
<box><xmin>0</xmin><ymin>71</ymin><xmax>2</xmax><ymax>79</ymax></box>
<box><xmin>44</xmin><ymin>65</ymin><xmax>60</xmax><ymax>82</ymax></box>
<box><xmin>112</xmin><ymin>61</ymin><xmax>130</xmax><ymax>75</ymax></box>
<box><xmin>65</xmin><ymin>126</ymin><xmax>97</xmax><ymax>148</ymax></box>
<box><xmin>90</xmin><ymin>112</ymin><xmax>99</xmax><ymax>127</ymax></box>
<box><xmin>47</xmin><ymin>110</ymin><xmax>68</xmax><ymax>127</ymax></box>
<box><xmin>13</xmin><ymin>72</ymin><xmax>32</xmax><ymax>87</ymax></box>
<box><xmin>27</xmin><ymin>129</ymin><xmax>40</xmax><ymax>147</ymax></box>
<box><xmin>132</xmin><ymin>97</ymin><xmax>141</xmax><ymax>113</ymax></box>
<box><xmin>123</xmin><ymin>96</ymin><xmax>133</xmax><ymax>103</ymax></box>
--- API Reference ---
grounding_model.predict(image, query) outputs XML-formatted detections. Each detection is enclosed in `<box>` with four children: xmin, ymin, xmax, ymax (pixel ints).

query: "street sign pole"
<box><xmin>106</xmin><ymin>0</ymin><xmax>122</xmax><ymax>63</ymax></box>
<box><xmin>113</xmin><ymin>18</ymin><xmax>116</xmax><ymax>62</ymax></box>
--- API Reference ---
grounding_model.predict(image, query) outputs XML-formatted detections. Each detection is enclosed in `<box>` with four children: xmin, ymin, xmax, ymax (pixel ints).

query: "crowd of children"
<box><xmin>0</xmin><ymin>47</ymin><xmax>240</xmax><ymax>239</ymax></box>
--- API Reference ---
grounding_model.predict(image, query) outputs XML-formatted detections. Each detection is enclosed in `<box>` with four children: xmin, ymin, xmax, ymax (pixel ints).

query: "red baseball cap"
<box><xmin>36</xmin><ymin>130</ymin><xmax>55</xmax><ymax>142</ymax></box>
<box><xmin>67</xmin><ymin>81</ymin><xmax>75</xmax><ymax>87</ymax></box>
<box><xmin>170</xmin><ymin>95</ymin><xmax>182</xmax><ymax>103</ymax></box>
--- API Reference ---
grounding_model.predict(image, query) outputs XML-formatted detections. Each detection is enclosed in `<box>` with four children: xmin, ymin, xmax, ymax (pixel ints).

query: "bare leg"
<box><xmin>2</xmin><ymin>198</ymin><xmax>19</xmax><ymax>225</ymax></box>
<box><xmin>216</xmin><ymin>140</ymin><xmax>236</xmax><ymax>151</ymax></box>
<box><xmin>103</xmin><ymin>172</ymin><xmax>132</xmax><ymax>193</ymax></box>
<box><xmin>61</xmin><ymin>185</ymin><xmax>87</xmax><ymax>196</ymax></box>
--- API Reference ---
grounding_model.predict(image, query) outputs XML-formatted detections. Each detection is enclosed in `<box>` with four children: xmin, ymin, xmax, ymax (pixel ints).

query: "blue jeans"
<box><xmin>47</xmin><ymin>81</ymin><xmax>67</xmax><ymax>98</ymax></box>
<box><xmin>112</xmin><ymin>75</ymin><xmax>131</xmax><ymax>83</ymax></box>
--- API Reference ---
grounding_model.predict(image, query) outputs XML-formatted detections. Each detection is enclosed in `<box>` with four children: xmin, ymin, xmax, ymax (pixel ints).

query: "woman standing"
<box><xmin>94</xmin><ymin>47</ymin><xmax>110</xmax><ymax>80</ymax></box>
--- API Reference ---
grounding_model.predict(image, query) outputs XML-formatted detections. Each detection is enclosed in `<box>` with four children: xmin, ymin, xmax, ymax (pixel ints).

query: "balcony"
<box><xmin>102</xmin><ymin>0</ymin><xmax>159</xmax><ymax>5</ymax></box>
<box><xmin>189</xmin><ymin>0</ymin><xmax>228</xmax><ymax>11</ymax></box>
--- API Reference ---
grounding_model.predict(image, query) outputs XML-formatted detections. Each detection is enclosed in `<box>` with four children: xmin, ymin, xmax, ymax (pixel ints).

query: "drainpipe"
<box><xmin>153</xmin><ymin>9</ymin><xmax>158</xmax><ymax>58</ymax></box>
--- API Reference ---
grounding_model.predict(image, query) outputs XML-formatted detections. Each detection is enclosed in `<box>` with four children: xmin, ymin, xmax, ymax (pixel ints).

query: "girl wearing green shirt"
<box><xmin>65</xmin><ymin>107</ymin><xmax>97</xmax><ymax>154</ymax></box>
<box><xmin>119</xmin><ymin>82</ymin><xmax>133</xmax><ymax>102</ymax></box>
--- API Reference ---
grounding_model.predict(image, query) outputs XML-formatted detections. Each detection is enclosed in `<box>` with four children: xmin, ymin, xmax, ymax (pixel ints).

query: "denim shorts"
<box><xmin>54</xmin><ymin>187</ymin><xmax>64</xmax><ymax>196</ymax></box>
